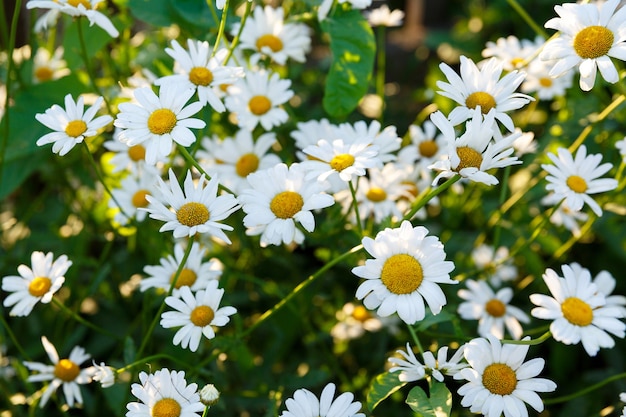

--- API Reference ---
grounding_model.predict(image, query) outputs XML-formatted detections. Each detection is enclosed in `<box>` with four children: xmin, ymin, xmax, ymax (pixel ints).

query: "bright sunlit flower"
<box><xmin>26</xmin><ymin>0</ymin><xmax>119</xmax><ymax>37</ymax></box>
<box><xmin>155</xmin><ymin>39</ymin><xmax>244</xmax><ymax>112</ymax></box>
<box><xmin>109</xmin><ymin>170</ymin><xmax>161</xmax><ymax>226</ymax></box>
<box><xmin>279</xmin><ymin>382</ymin><xmax>364</xmax><ymax>417</ymax></box>
<box><xmin>335</xmin><ymin>120</ymin><xmax>401</xmax><ymax>163</ymax></box>
<box><xmin>32</xmin><ymin>47</ymin><xmax>69</xmax><ymax>83</ymax></box>
<box><xmin>115</xmin><ymin>85</ymin><xmax>206</xmax><ymax>165</ymax></box>
<box><xmin>301</xmin><ymin>138</ymin><xmax>381</xmax><ymax>183</ymax></box>
<box><xmin>471</xmin><ymin>244</ymin><xmax>518</xmax><ymax>287</ymax></box>
<box><xmin>352</xmin><ymin>220</ymin><xmax>457</xmax><ymax>324</ymax></box>
<box><xmin>126</xmin><ymin>368</ymin><xmax>205</xmax><ymax>417</ymax></box>
<box><xmin>481</xmin><ymin>35</ymin><xmax>539</xmax><ymax>71</ymax></box>
<box><xmin>521</xmin><ymin>56</ymin><xmax>574</xmax><ymax>100</ymax></box>
<box><xmin>542</xmin><ymin>145</ymin><xmax>618</xmax><ymax>216</ymax></box>
<box><xmin>24</xmin><ymin>336</ymin><xmax>95</xmax><ymax>408</ymax></box>
<box><xmin>530</xmin><ymin>263</ymin><xmax>626</xmax><ymax>356</ymax></box>
<box><xmin>365</xmin><ymin>4</ymin><xmax>404</xmax><ymax>27</ymax></box>
<box><xmin>2</xmin><ymin>251</ymin><xmax>71</xmax><ymax>317</ymax></box>
<box><xmin>35</xmin><ymin>93</ymin><xmax>112</xmax><ymax>156</ymax></box>
<box><xmin>160</xmin><ymin>281</ymin><xmax>237</xmax><ymax>352</ymax></box>
<box><xmin>455</xmin><ymin>335</ymin><xmax>557</xmax><ymax>417</ymax></box>
<box><xmin>238</xmin><ymin>163</ymin><xmax>335</xmax><ymax>247</ymax></box>
<box><xmin>103</xmin><ymin>135</ymin><xmax>162</xmax><ymax>174</ymax></box>
<box><xmin>458</xmin><ymin>279</ymin><xmax>530</xmax><ymax>340</ymax></box>
<box><xmin>541</xmin><ymin>0</ymin><xmax>626</xmax><ymax>91</ymax></box>
<box><xmin>437</xmin><ymin>55</ymin><xmax>534</xmax><ymax>131</ymax></box>
<box><xmin>225</xmin><ymin>69</ymin><xmax>293</xmax><ymax>130</ymax></box>
<box><xmin>292</xmin><ymin>118</ymin><xmax>338</xmax><ymax>161</ymax></box>
<box><xmin>143</xmin><ymin>169</ymin><xmax>240</xmax><ymax>242</ymax></box>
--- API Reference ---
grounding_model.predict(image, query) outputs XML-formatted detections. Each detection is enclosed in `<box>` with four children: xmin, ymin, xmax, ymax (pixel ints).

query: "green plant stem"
<box><xmin>242</xmin><ymin>244</ymin><xmax>364</xmax><ymax>337</ymax></box>
<box><xmin>501</xmin><ymin>331</ymin><xmax>551</xmax><ymax>345</ymax></box>
<box><xmin>177</xmin><ymin>144</ymin><xmax>236</xmax><ymax>195</ymax></box>
<box><xmin>136</xmin><ymin>239</ymin><xmax>194</xmax><ymax>359</ymax></box>
<box><xmin>375</xmin><ymin>26</ymin><xmax>386</xmax><ymax>123</ymax></box>
<box><xmin>224</xmin><ymin>0</ymin><xmax>252</xmax><ymax>65</ymax></box>
<box><xmin>401</xmin><ymin>175</ymin><xmax>460</xmax><ymax>222</ymax></box>
<box><xmin>51</xmin><ymin>298</ymin><xmax>121</xmax><ymax>340</ymax></box>
<box><xmin>116</xmin><ymin>353</ymin><xmax>193</xmax><ymax>374</ymax></box>
<box><xmin>507</xmin><ymin>199</ymin><xmax>563</xmax><ymax>260</ymax></box>
<box><xmin>407</xmin><ymin>324</ymin><xmax>424</xmax><ymax>354</ymax></box>
<box><xmin>348</xmin><ymin>180</ymin><xmax>364</xmax><ymax>236</ymax></box>
<box><xmin>212</xmin><ymin>0</ymin><xmax>230</xmax><ymax>57</ymax></box>
<box><xmin>543</xmin><ymin>372</ymin><xmax>626</xmax><ymax>405</ymax></box>
<box><xmin>76</xmin><ymin>17</ymin><xmax>112</xmax><ymax>114</ymax></box>
<box><xmin>0</xmin><ymin>310</ymin><xmax>30</xmax><ymax>360</ymax></box>
<box><xmin>206</xmin><ymin>0</ymin><xmax>220</xmax><ymax>28</ymax></box>
<box><xmin>202</xmin><ymin>407</ymin><xmax>210</xmax><ymax>417</ymax></box>
<box><xmin>505</xmin><ymin>0</ymin><xmax>548</xmax><ymax>39</ymax></box>
<box><xmin>492</xmin><ymin>165</ymin><xmax>511</xmax><ymax>249</ymax></box>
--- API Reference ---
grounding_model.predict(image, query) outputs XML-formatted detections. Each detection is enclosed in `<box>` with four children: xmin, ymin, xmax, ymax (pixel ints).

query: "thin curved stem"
<box><xmin>348</xmin><ymin>180</ymin><xmax>363</xmax><ymax>236</ymax></box>
<box><xmin>76</xmin><ymin>17</ymin><xmax>112</xmax><ymax>114</ymax></box>
<box><xmin>177</xmin><ymin>144</ymin><xmax>236</xmax><ymax>195</ymax></box>
<box><xmin>543</xmin><ymin>372</ymin><xmax>626</xmax><ymax>405</ymax></box>
<box><xmin>505</xmin><ymin>0</ymin><xmax>548</xmax><ymax>39</ymax></box>
<box><xmin>407</xmin><ymin>324</ymin><xmax>424</xmax><ymax>354</ymax></box>
<box><xmin>401</xmin><ymin>175</ymin><xmax>460</xmax><ymax>222</ymax></box>
<box><xmin>212</xmin><ymin>0</ymin><xmax>230</xmax><ymax>57</ymax></box>
<box><xmin>51</xmin><ymin>297</ymin><xmax>121</xmax><ymax>340</ymax></box>
<box><xmin>224</xmin><ymin>0</ymin><xmax>252</xmax><ymax>64</ymax></box>
<box><xmin>116</xmin><ymin>353</ymin><xmax>194</xmax><ymax>374</ymax></box>
<box><xmin>501</xmin><ymin>331</ymin><xmax>551</xmax><ymax>345</ymax></box>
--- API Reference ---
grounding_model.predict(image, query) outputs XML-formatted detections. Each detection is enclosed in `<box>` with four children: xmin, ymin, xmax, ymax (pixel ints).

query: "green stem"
<box><xmin>116</xmin><ymin>353</ymin><xmax>194</xmax><ymax>374</ymax></box>
<box><xmin>407</xmin><ymin>324</ymin><xmax>424</xmax><ymax>354</ymax></box>
<box><xmin>375</xmin><ymin>26</ymin><xmax>386</xmax><ymax>123</ymax></box>
<box><xmin>507</xmin><ymin>199</ymin><xmax>563</xmax><ymax>260</ymax></box>
<box><xmin>177</xmin><ymin>144</ymin><xmax>236</xmax><ymax>195</ymax></box>
<box><xmin>505</xmin><ymin>0</ymin><xmax>548</xmax><ymax>39</ymax></box>
<box><xmin>401</xmin><ymin>175</ymin><xmax>460</xmax><ymax>222</ymax></box>
<box><xmin>348</xmin><ymin>180</ymin><xmax>363</xmax><ymax>236</ymax></box>
<box><xmin>242</xmin><ymin>244</ymin><xmax>364</xmax><ymax>337</ymax></box>
<box><xmin>492</xmin><ymin>165</ymin><xmax>511</xmax><ymax>250</ymax></box>
<box><xmin>0</xmin><ymin>309</ymin><xmax>30</xmax><ymax>360</ymax></box>
<box><xmin>51</xmin><ymin>298</ymin><xmax>121</xmax><ymax>340</ymax></box>
<box><xmin>212</xmin><ymin>0</ymin><xmax>230</xmax><ymax>58</ymax></box>
<box><xmin>543</xmin><ymin>372</ymin><xmax>626</xmax><ymax>405</ymax></box>
<box><xmin>206</xmin><ymin>0</ymin><xmax>220</xmax><ymax>28</ymax></box>
<box><xmin>224</xmin><ymin>0</ymin><xmax>252</xmax><ymax>65</ymax></box>
<box><xmin>501</xmin><ymin>331</ymin><xmax>551</xmax><ymax>345</ymax></box>
<box><xmin>76</xmin><ymin>17</ymin><xmax>112</xmax><ymax>114</ymax></box>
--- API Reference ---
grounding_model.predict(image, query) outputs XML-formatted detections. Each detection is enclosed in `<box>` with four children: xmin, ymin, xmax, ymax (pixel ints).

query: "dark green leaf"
<box><xmin>366</xmin><ymin>371</ymin><xmax>406</xmax><ymax>411</ymax></box>
<box><xmin>406</xmin><ymin>382</ymin><xmax>452</xmax><ymax>417</ymax></box>
<box><xmin>127</xmin><ymin>0</ymin><xmax>172</xmax><ymax>27</ymax></box>
<box><xmin>62</xmin><ymin>17</ymin><xmax>118</xmax><ymax>69</ymax></box>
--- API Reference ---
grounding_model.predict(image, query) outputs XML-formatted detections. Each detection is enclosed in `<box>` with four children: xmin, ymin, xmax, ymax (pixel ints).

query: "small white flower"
<box><xmin>388</xmin><ymin>343</ymin><xmax>426</xmax><ymax>382</ymax></box>
<box><xmin>365</xmin><ymin>5</ymin><xmax>404</xmax><ymax>27</ymax></box>
<box><xmin>471</xmin><ymin>244</ymin><xmax>518</xmax><ymax>287</ymax></box>
<box><xmin>109</xmin><ymin>170</ymin><xmax>161</xmax><ymax>226</ymax></box>
<box><xmin>302</xmin><ymin>138</ymin><xmax>381</xmax><ymax>183</ymax></box>
<box><xmin>481</xmin><ymin>35</ymin><xmax>539</xmax><ymax>71</ymax></box>
<box><xmin>542</xmin><ymin>193</ymin><xmax>589</xmax><ymax>237</ymax></box>
<box><xmin>397</xmin><ymin>120</ymin><xmax>447</xmax><ymax>170</ymax></box>
<box><xmin>27</xmin><ymin>0</ymin><xmax>119</xmax><ymax>37</ymax></box>
<box><xmin>32</xmin><ymin>47</ymin><xmax>69</xmax><ymax>83</ymax></box>
<box><xmin>330</xmin><ymin>302</ymin><xmax>399</xmax><ymax>342</ymax></box>
<box><xmin>92</xmin><ymin>361</ymin><xmax>115</xmax><ymax>388</ymax></box>
<box><xmin>279</xmin><ymin>383</ymin><xmax>364</xmax><ymax>417</ymax></box>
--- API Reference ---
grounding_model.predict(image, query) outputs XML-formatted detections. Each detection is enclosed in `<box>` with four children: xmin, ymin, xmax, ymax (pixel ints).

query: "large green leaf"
<box><xmin>321</xmin><ymin>9</ymin><xmax>375</xmax><ymax>118</ymax></box>
<box><xmin>366</xmin><ymin>371</ymin><xmax>406</xmax><ymax>411</ymax></box>
<box><xmin>128</xmin><ymin>0</ymin><xmax>217</xmax><ymax>34</ymax></box>
<box><xmin>127</xmin><ymin>0</ymin><xmax>172</xmax><ymax>27</ymax></box>
<box><xmin>62</xmin><ymin>17</ymin><xmax>120</xmax><ymax>69</ymax></box>
<box><xmin>406</xmin><ymin>382</ymin><xmax>452</xmax><ymax>417</ymax></box>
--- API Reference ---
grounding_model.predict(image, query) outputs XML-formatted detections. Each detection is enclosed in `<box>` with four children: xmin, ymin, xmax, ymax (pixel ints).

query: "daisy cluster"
<box><xmin>3</xmin><ymin>0</ymin><xmax>626</xmax><ymax>416</ymax></box>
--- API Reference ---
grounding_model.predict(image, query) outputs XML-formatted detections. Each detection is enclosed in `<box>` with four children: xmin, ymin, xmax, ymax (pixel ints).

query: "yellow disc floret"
<box><xmin>330</xmin><ymin>154</ymin><xmax>355</xmax><ymax>172</ymax></box>
<box><xmin>148</xmin><ymin>109</ymin><xmax>177</xmax><ymax>135</ymax></box>
<box><xmin>485</xmin><ymin>299</ymin><xmax>506</xmax><ymax>318</ymax></box>
<box><xmin>352</xmin><ymin>305</ymin><xmax>371</xmax><ymax>322</ymax></box>
<box><xmin>366</xmin><ymin>187</ymin><xmax>387</xmax><ymax>202</ymax></box>
<box><xmin>65</xmin><ymin>120</ymin><xmax>88</xmax><ymax>138</ymax></box>
<box><xmin>132</xmin><ymin>190</ymin><xmax>150</xmax><ymax>208</ymax></box>
<box><xmin>189</xmin><ymin>67</ymin><xmax>214</xmax><ymax>86</ymax></box>
<box><xmin>28</xmin><ymin>277</ymin><xmax>52</xmax><ymax>297</ymax></box>
<box><xmin>128</xmin><ymin>144</ymin><xmax>146</xmax><ymax>161</ymax></box>
<box><xmin>190</xmin><ymin>305</ymin><xmax>215</xmax><ymax>327</ymax></box>
<box><xmin>67</xmin><ymin>0</ymin><xmax>92</xmax><ymax>8</ymax></box>
<box><xmin>566</xmin><ymin>175</ymin><xmax>588</xmax><ymax>193</ymax></box>
<box><xmin>35</xmin><ymin>66</ymin><xmax>54</xmax><ymax>82</ymax></box>
<box><xmin>574</xmin><ymin>25</ymin><xmax>614</xmax><ymax>59</ymax></box>
<box><xmin>482</xmin><ymin>363</ymin><xmax>517</xmax><ymax>395</ymax></box>
<box><xmin>248</xmin><ymin>95</ymin><xmax>272</xmax><ymax>116</ymax></box>
<box><xmin>152</xmin><ymin>398</ymin><xmax>182</xmax><ymax>417</ymax></box>
<box><xmin>176</xmin><ymin>202</ymin><xmax>209</xmax><ymax>227</ymax></box>
<box><xmin>465</xmin><ymin>91</ymin><xmax>497</xmax><ymax>114</ymax></box>
<box><xmin>171</xmin><ymin>268</ymin><xmax>197</xmax><ymax>289</ymax></box>
<box><xmin>418</xmin><ymin>140</ymin><xmax>439</xmax><ymax>158</ymax></box>
<box><xmin>270</xmin><ymin>191</ymin><xmax>304</xmax><ymax>219</ymax></box>
<box><xmin>561</xmin><ymin>296</ymin><xmax>593</xmax><ymax>327</ymax></box>
<box><xmin>455</xmin><ymin>146</ymin><xmax>483</xmax><ymax>171</ymax></box>
<box><xmin>256</xmin><ymin>34</ymin><xmax>284</xmax><ymax>53</ymax></box>
<box><xmin>236</xmin><ymin>153</ymin><xmax>260</xmax><ymax>177</ymax></box>
<box><xmin>54</xmin><ymin>359</ymin><xmax>80</xmax><ymax>382</ymax></box>
<box><xmin>380</xmin><ymin>254</ymin><xmax>424</xmax><ymax>295</ymax></box>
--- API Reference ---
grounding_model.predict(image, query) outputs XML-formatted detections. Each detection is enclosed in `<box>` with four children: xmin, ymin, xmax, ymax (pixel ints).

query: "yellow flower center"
<box><xmin>380</xmin><ymin>254</ymin><xmax>424</xmax><ymax>295</ymax></box>
<box><xmin>485</xmin><ymin>299</ymin><xmax>506</xmax><ymax>318</ymax></box>
<box><xmin>561</xmin><ymin>296</ymin><xmax>593</xmax><ymax>326</ymax></box>
<box><xmin>152</xmin><ymin>398</ymin><xmax>182</xmax><ymax>417</ymax></box>
<box><xmin>28</xmin><ymin>276</ymin><xmax>52</xmax><ymax>297</ymax></box>
<box><xmin>65</xmin><ymin>120</ymin><xmax>87</xmax><ymax>138</ymax></box>
<box><xmin>170</xmin><ymin>268</ymin><xmax>198</xmax><ymax>289</ymax></box>
<box><xmin>35</xmin><ymin>66</ymin><xmax>54</xmax><ymax>82</ymax></box>
<box><xmin>219</xmin><ymin>83</ymin><xmax>231</xmax><ymax>93</ymax></box>
<box><xmin>401</xmin><ymin>181</ymin><xmax>419</xmax><ymax>198</ymax></box>
<box><xmin>539</xmin><ymin>77</ymin><xmax>553</xmax><ymax>87</ymax></box>
<box><xmin>351</xmin><ymin>305</ymin><xmax>371</xmax><ymax>322</ymax></box>
<box><xmin>465</xmin><ymin>91</ymin><xmax>496</xmax><ymax>114</ymax></box>
<box><xmin>455</xmin><ymin>146</ymin><xmax>483</xmax><ymax>171</ymax></box>
<box><xmin>510</xmin><ymin>57</ymin><xmax>525</xmax><ymax>68</ymax></box>
<box><xmin>176</xmin><ymin>202</ymin><xmax>209</xmax><ymax>227</ymax></box>
<box><xmin>418</xmin><ymin>140</ymin><xmax>438</xmax><ymax>158</ymax></box>
<box><xmin>482</xmin><ymin>363</ymin><xmax>517</xmax><ymax>396</ymax></box>
<box><xmin>566</xmin><ymin>175</ymin><xmax>588</xmax><ymax>193</ymax></box>
<box><xmin>235</xmin><ymin>153</ymin><xmax>260</xmax><ymax>177</ymax></box>
<box><xmin>190</xmin><ymin>305</ymin><xmax>215</xmax><ymax>327</ymax></box>
<box><xmin>256</xmin><ymin>34</ymin><xmax>284</xmax><ymax>52</ymax></box>
<box><xmin>189</xmin><ymin>67</ymin><xmax>214</xmax><ymax>87</ymax></box>
<box><xmin>128</xmin><ymin>144</ymin><xmax>146</xmax><ymax>161</ymax></box>
<box><xmin>131</xmin><ymin>189</ymin><xmax>150</xmax><ymax>208</ymax></box>
<box><xmin>270</xmin><ymin>191</ymin><xmax>304</xmax><ymax>219</ymax></box>
<box><xmin>248</xmin><ymin>95</ymin><xmax>272</xmax><ymax>116</ymax></box>
<box><xmin>330</xmin><ymin>153</ymin><xmax>355</xmax><ymax>172</ymax></box>
<box><xmin>147</xmin><ymin>109</ymin><xmax>177</xmax><ymax>135</ymax></box>
<box><xmin>366</xmin><ymin>187</ymin><xmax>387</xmax><ymax>202</ymax></box>
<box><xmin>67</xmin><ymin>0</ymin><xmax>92</xmax><ymax>8</ymax></box>
<box><xmin>573</xmin><ymin>25</ymin><xmax>614</xmax><ymax>59</ymax></box>
<box><xmin>54</xmin><ymin>359</ymin><xmax>80</xmax><ymax>382</ymax></box>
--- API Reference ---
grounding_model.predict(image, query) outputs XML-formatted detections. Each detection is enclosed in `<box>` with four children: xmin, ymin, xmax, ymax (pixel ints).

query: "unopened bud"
<box><xmin>200</xmin><ymin>384</ymin><xmax>220</xmax><ymax>406</ymax></box>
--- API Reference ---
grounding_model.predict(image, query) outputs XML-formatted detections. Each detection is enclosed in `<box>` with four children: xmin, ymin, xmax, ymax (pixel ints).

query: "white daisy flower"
<box><xmin>92</xmin><ymin>361</ymin><xmax>115</xmax><ymax>388</ymax></box>
<box><xmin>541</xmin><ymin>0</ymin><xmax>626</xmax><ymax>91</ymax></box>
<box><xmin>397</xmin><ymin>120</ymin><xmax>447</xmax><ymax>170</ymax></box>
<box><xmin>352</xmin><ymin>220</ymin><xmax>457</xmax><ymax>324</ymax></box>
<box><xmin>437</xmin><ymin>55</ymin><xmax>534</xmax><ymax>131</ymax></box>
<box><xmin>126</xmin><ymin>368</ymin><xmax>205</xmax><ymax>417</ymax></box>
<box><xmin>155</xmin><ymin>39</ymin><xmax>244</xmax><ymax>112</ymax></box>
<box><xmin>471</xmin><ymin>244</ymin><xmax>518</xmax><ymax>287</ymax></box>
<box><xmin>103</xmin><ymin>134</ymin><xmax>163</xmax><ymax>175</ymax></box>
<box><xmin>334</xmin><ymin>120</ymin><xmax>401</xmax><ymax>163</ymax></box>
<box><xmin>542</xmin><ymin>193</ymin><xmax>589</xmax><ymax>237</ymax></box>
<box><xmin>291</xmin><ymin>118</ymin><xmax>338</xmax><ymax>161</ymax></box>
<box><xmin>455</xmin><ymin>335</ymin><xmax>557</xmax><ymax>417</ymax></box>
<box><xmin>531</xmin><ymin>263</ymin><xmax>626</xmax><ymax>356</ymax></box>
<box><xmin>481</xmin><ymin>35</ymin><xmax>539</xmax><ymax>71</ymax></box>
<box><xmin>389</xmin><ymin>343</ymin><xmax>467</xmax><ymax>383</ymax></box>
<box><xmin>32</xmin><ymin>47</ymin><xmax>69</xmax><ymax>83</ymax></box>
<box><xmin>26</xmin><ymin>0</ymin><xmax>119</xmax><ymax>37</ymax></box>
<box><xmin>365</xmin><ymin>5</ymin><xmax>404</xmax><ymax>27</ymax></box>
<box><xmin>143</xmin><ymin>169</ymin><xmax>240</xmax><ymax>242</ymax></box>
<box><xmin>511</xmin><ymin>129</ymin><xmax>537</xmax><ymax>157</ymax></box>
<box><xmin>279</xmin><ymin>382</ymin><xmax>364</xmax><ymax>417</ymax></box>
<box><xmin>160</xmin><ymin>281</ymin><xmax>236</xmax><ymax>352</ymax></box>
<box><xmin>24</xmin><ymin>336</ymin><xmax>95</xmax><ymax>408</ymax></box>
<box><xmin>141</xmin><ymin>241</ymin><xmax>222</xmax><ymax>293</ymax></box>
<box><xmin>34</xmin><ymin>93</ymin><xmax>112</xmax><ymax>156</ymax></box>
<box><xmin>2</xmin><ymin>251</ymin><xmax>71</xmax><ymax>317</ymax></box>
<box><xmin>388</xmin><ymin>343</ymin><xmax>426</xmax><ymax>382</ymax></box>
<box><xmin>429</xmin><ymin>109</ymin><xmax>521</xmax><ymax>186</ymax></box>
<box><xmin>458</xmin><ymin>279</ymin><xmax>530</xmax><ymax>340</ymax></box>
<box><xmin>330</xmin><ymin>302</ymin><xmax>399</xmax><ymax>342</ymax></box>
<box><xmin>235</xmin><ymin>5</ymin><xmax>311</xmax><ymax>65</ymax></box>
<box><xmin>521</xmin><ymin>57</ymin><xmax>574</xmax><ymax>100</ymax></box>
<box><xmin>114</xmin><ymin>85</ymin><xmax>206</xmax><ymax>165</ymax></box>
<box><xmin>225</xmin><ymin>69</ymin><xmax>294</xmax><ymax>131</ymax></box>
<box><xmin>238</xmin><ymin>163</ymin><xmax>335</xmax><ymax>247</ymax></box>
<box><xmin>589</xmin><ymin>267</ymin><xmax>626</xmax><ymax>317</ymax></box>
<box><xmin>542</xmin><ymin>145</ymin><xmax>618</xmax><ymax>216</ymax></box>
<box><xmin>301</xmin><ymin>138</ymin><xmax>381</xmax><ymax>183</ymax></box>
<box><xmin>197</xmin><ymin>129</ymin><xmax>282</xmax><ymax>194</ymax></box>
<box><xmin>109</xmin><ymin>170</ymin><xmax>161</xmax><ymax>226</ymax></box>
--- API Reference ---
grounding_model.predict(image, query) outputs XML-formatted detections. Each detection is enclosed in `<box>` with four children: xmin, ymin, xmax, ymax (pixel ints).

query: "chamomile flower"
<box><xmin>32</xmin><ymin>47</ymin><xmax>69</xmax><ymax>83</ymax></box>
<box><xmin>2</xmin><ymin>251</ymin><xmax>71</xmax><ymax>317</ymax></box>
<box><xmin>542</xmin><ymin>193</ymin><xmax>589</xmax><ymax>237</ymax></box>
<box><xmin>590</xmin><ymin>268</ymin><xmax>626</xmax><ymax>317</ymax></box>
<box><xmin>238</xmin><ymin>163</ymin><xmax>335</xmax><ymax>247</ymax></box>
<box><xmin>389</xmin><ymin>343</ymin><xmax>467</xmax><ymax>383</ymax></box>
<box><xmin>457</xmin><ymin>279</ymin><xmax>530</xmax><ymax>340</ymax></box>
<box><xmin>542</xmin><ymin>145</ymin><xmax>618</xmax><ymax>216</ymax></box>
<box><xmin>301</xmin><ymin>138</ymin><xmax>381</xmax><ymax>183</ymax></box>
<box><xmin>279</xmin><ymin>383</ymin><xmax>364</xmax><ymax>417</ymax></box>
<box><xmin>397</xmin><ymin>121</ymin><xmax>447</xmax><ymax>170</ymax></box>
<box><xmin>92</xmin><ymin>361</ymin><xmax>115</xmax><ymax>388</ymax></box>
<box><xmin>23</xmin><ymin>336</ymin><xmax>95</xmax><ymax>408</ymax></box>
<box><xmin>291</xmin><ymin>118</ymin><xmax>338</xmax><ymax>160</ymax></box>
<box><xmin>26</xmin><ymin>0</ymin><xmax>119</xmax><ymax>37</ymax></box>
<box><xmin>35</xmin><ymin>94</ymin><xmax>112</xmax><ymax>156</ymax></box>
<box><xmin>471</xmin><ymin>244</ymin><xmax>518</xmax><ymax>287</ymax></box>
<box><xmin>481</xmin><ymin>35</ymin><xmax>539</xmax><ymax>71</ymax></box>
<box><xmin>143</xmin><ymin>169</ymin><xmax>239</xmax><ymax>242</ymax></box>
<box><xmin>429</xmin><ymin>109</ymin><xmax>521</xmax><ymax>186</ymax></box>
<box><xmin>330</xmin><ymin>302</ymin><xmax>399</xmax><ymax>342</ymax></box>
<box><xmin>155</xmin><ymin>39</ymin><xmax>244</xmax><ymax>112</ymax></box>
<box><xmin>236</xmin><ymin>5</ymin><xmax>311</xmax><ymax>65</ymax></box>
<box><xmin>225</xmin><ymin>69</ymin><xmax>293</xmax><ymax>130</ymax></box>
<box><xmin>160</xmin><ymin>281</ymin><xmax>237</xmax><ymax>352</ymax></box>
<box><xmin>109</xmin><ymin>170</ymin><xmax>161</xmax><ymax>226</ymax></box>
<box><xmin>365</xmin><ymin>5</ymin><xmax>404</xmax><ymax>27</ymax></box>
<box><xmin>511</xmin><ymin>129</ymin><xmax>537</xmax><ymax>157</ymax></box>
<box><xmin>521</xmin><ymin>57</ymin><xmax>574</xmax><ymax>100</ymax></box>
<box><xmin>388</xmin><ymin>343</ymin><xmax>426</xmax><ymax>382</ymax></box>
<box><xmin>335</xmin><ymin>120</ymin><xmax>401</xmax><ymax>163</ymax></box>
<box><xmin>115</xmin><ymin>85</ymin><xmax>206</xmax><ymax>165</ymax></box>
<box><xmin>352</xmin><ymin>220</ymin><xmax>457</xmax><ymax>324</ymax></box>
<box><xmin>103</xmin><ymin>135</ymin><xmax>163</xmax><ymax>174</ymax></box>
<box><xmin>126</xmin><ymin>368</ymin><xmax>205</xmax><ymax>417</ymax></box>
<box><xmin>455</xmin><ymin>335</ymin><xmax>557</xmax><ymax>417</ymax></box>
<box><xmin>141</xmin><ymin>241</ymin><xmax>222</xmax><ymax>292</ymax></box>
<box><xmin>541</xmin><ymin>0</ymin><xmax>626</xmax><ymax>91</ymax></box>
<box><xmin>530</xmin><ymin>263</ymin><xmax>626</xmax><ymax>356</ymax></box>
<box><xmin>437</xmin><ymin>55</ymin><xmax>534</xmax><ymax>131</ymax></box>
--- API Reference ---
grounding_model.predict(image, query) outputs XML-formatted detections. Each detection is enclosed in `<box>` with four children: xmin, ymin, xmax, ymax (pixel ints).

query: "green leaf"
<box><xmin>127</xmin><ymin>0</ymin><xmax>172</xmax><ymax>27</ymax></box>
<box><xmin>321</xmin><ymin>9</ymin><xmax>375</xmax><ymax>117</ymax></box>
<box><xmin>417</xmin><ymin>310</ymin><xmax>454</xmax><ymax>332</ymax></box>
<box><xmin>366</xmin><ymin>371</ymin><xmax>406</xmax><ymax>411</ymax></box>
<box><xmin>62</xmin><ymin>17</ymin><xmax>118</xmax><ymax>69</ymax></box>
<box><xmin>406</xmin><ymin>382</ymin><xmax>452</xmax><ymax>417</ymax></box>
